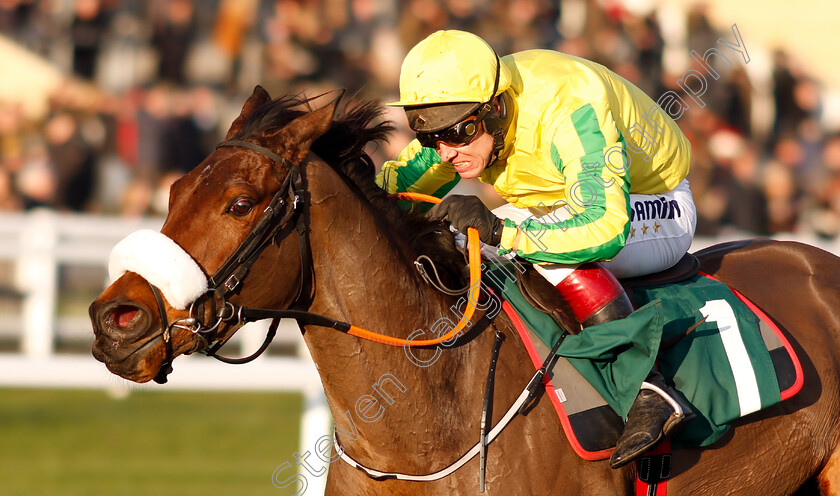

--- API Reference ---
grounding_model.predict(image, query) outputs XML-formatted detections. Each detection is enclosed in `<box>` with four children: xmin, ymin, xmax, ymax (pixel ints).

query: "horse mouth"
<box><xmin>92</xmin><ymin>334</ymin><xmax>164</xmax><ymax>383</ymax></box>
<box><xmin>91</xmin><ymin>326</ymin><xmax>206</xmax><ymax>383</ymax></box>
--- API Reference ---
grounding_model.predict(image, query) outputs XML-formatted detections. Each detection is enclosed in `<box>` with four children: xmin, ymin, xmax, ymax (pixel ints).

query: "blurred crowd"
<box><xmin>1</xmin><ymin>0</ymin><xmax>839</xmax><ymax>238</ymax></box>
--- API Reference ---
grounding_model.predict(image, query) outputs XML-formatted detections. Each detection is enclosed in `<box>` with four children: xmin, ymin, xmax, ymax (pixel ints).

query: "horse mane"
<box><xmin>233</xmin><ymin>94</ymin><xmax>467</xmax><ymax>285</ymax></box>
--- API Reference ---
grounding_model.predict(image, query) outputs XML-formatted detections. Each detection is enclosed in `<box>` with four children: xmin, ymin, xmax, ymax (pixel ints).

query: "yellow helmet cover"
<box><xmin>390</xmin><ymin>30</ymin><xmax>511</xmax><ymax>107</ymax></box>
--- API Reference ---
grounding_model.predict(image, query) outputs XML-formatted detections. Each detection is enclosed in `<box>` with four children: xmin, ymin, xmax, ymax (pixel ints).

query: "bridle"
<box><xmin>148</xmin><ymin>136</ymin><xmax>483</xmax><ymax>384</ymax></box>
<box><xmin>140</xmin><ymin>134</ymin><xmax>569</xmax><ymax>489</ymax></box>
<box><xmin>150</xmin><ymin>138</ymin><xmax>321</xmax><ymax>383</ymax></box>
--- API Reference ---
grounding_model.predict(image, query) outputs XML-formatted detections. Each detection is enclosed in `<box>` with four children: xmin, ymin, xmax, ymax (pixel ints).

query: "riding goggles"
<box><xmin>416</xmin><ymin>114</ymin><xmax>485</xmax><ymax>148</ymax></box>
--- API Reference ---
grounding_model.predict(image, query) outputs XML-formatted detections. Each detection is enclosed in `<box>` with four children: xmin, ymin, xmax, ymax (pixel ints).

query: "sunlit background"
<box><xmin>1</xmin><ymin>0</ymin><xmax>839</xmax><ymax>494</ymax></box>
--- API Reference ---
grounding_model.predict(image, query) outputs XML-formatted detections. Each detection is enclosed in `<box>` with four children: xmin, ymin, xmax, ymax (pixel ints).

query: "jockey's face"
<box><xmin>436</xmin><ymin>125</ymin><xmax>495</xmax><ymax>180</ymax></box>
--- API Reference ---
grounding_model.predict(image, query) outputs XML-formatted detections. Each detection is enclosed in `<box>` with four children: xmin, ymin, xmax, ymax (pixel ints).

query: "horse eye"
<box><xmin>228</xmin><ymin>197</ymin><xmax>254</xmax><ymax>216</ymax></box>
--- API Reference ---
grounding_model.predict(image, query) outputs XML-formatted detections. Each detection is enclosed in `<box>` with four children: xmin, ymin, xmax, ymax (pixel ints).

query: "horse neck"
<box><xmin>302</xmin><ymin>161</ymin><xmax>447</xmax><ymax>330</ymax></box>
<box><xmin>299</xmin><ymin>161</ymin><xmax>498</xmax><ymax>468</ymax></box>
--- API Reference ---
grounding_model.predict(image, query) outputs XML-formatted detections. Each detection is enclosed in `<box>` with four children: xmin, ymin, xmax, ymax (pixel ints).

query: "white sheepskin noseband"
<box><xmin>108</xmin><ymin>229</ymin><xmax>209</xmax><ymax>310</ymax></box>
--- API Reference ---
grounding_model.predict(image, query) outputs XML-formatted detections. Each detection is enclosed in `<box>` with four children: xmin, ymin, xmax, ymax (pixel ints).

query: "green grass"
<box><xmin>0</xmin><ymin>389</ymin><xmax>303</xmax><ymax>496</ymax></box>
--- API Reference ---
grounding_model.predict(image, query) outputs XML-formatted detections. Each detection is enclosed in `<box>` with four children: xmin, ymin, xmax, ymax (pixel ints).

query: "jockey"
<box><xmin>376</xmin><ymin>30</ymin><xmax>697</xmax><ymax>468</ymax></box>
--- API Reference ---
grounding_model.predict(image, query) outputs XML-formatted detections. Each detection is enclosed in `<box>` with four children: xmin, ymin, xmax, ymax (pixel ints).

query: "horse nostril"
<box><xmin>111</xmin><ymin>305</ymin><xmax>140</xmax><ymax>329</ymax></box>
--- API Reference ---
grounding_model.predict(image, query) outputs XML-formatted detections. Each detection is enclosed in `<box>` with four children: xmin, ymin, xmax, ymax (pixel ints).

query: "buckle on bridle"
<box><xmin>223</xmin><ymin>273</ymin><xmax>241</xmax><ymax>293</ymax></box>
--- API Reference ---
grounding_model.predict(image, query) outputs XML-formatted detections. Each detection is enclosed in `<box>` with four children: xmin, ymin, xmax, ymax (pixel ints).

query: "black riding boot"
<box><xmin>580</xmin><ymin>291</ymin><xmax>634</xmax><ymax>327</ymax></box>
<box><xmin>609</xmin><ymin>369</ymin><xmax>695</xmax><ymax>469</ymax></box>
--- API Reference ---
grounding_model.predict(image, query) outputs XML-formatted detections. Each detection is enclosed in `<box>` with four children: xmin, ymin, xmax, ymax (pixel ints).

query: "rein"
<box><xmin>142</xmin><ymin>135</ymin><xmax>551</xmax><ymax>489</ymax></box>
<box><xmin>343</xmin><ymin>193</ymin><xmax>482</xmax><ymax>346</ymax></box>
<box><xmin>148</xmin><ymin>140</ymin><xmax>484</xmax><ymax>383</ymax></box>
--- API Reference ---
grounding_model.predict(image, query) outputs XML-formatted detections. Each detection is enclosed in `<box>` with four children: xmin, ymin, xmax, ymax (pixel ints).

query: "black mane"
<box><xmin>235</xmin><ymin>94</ymin><xmax>466</xmax><ymax>283</ymax></box>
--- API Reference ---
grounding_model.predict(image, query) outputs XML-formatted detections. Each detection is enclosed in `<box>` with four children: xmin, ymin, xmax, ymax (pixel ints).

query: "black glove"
<box><xmin>427</xmin><ymin>195</ymin><xmax>504</xmax><ymax>245</ymax></box>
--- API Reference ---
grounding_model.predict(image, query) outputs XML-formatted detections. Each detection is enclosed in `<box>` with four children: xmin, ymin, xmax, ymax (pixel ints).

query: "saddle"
<box><xmin>515</xmin><ymin>253</ymin><xmax>702</xmax><ymax>333</ymax></box>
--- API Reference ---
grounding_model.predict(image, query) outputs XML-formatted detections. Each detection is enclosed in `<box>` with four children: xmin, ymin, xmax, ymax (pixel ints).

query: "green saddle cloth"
<box><xmin>489</xmin><ymin>269</ymin><xmax>782</xmax><ymax>449</ymax></box>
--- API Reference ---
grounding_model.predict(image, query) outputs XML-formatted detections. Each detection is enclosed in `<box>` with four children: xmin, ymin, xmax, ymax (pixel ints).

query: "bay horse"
<box><xmin>90</xmin><ymin>86</ymin><xmax>840</xmax><ymax>495</ymax></box>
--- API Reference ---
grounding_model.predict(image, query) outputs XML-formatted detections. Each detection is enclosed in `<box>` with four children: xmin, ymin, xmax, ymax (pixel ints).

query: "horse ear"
<box><xmin>224</xmin><ymin>85</ymin><xmax>272</xmax><ymax>140</ymax></box>
<box><xmin>269</xmin><ymin>93</ymin><xmax>342</xmax><ymax>163</ymax></box>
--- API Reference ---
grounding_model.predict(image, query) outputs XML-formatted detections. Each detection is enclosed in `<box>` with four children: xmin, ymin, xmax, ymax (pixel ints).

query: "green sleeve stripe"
<box><xmin>607</xmin><ymin>132</ymin><xmax>632</xmax><ymax>184</ymax></box>
<box><xmin>550</xmin><ymin>143</ymin><xmax>563</xmax><ymax>173</ymax></box>
<box><xmin>571</xmin><ymin>103</ymin><xmax>607</xmax><ymax>154</ymax></box>
<box><xmin>519</xmin><ymin>159</ymin><xmax>611</xmax><ymax>232</ymax></box>
<box><xmin>515</xmin><ymin>233</ymin><xmax>626</xmax><ymax>265</ymax></box>
<box><xmin>430</xmin><ymin>176</ymin><xmax>461</xmax><ymax>198</ymax></box>
<box><xmin>395</xmin><ymin>146</ymin><xmax>444</xmax><ymax>192</ymax></box>
<box><xmin>571</xmin><ymin>154</ymin><xmax>608</xmax><ymax>214</ymax></box>
<box><xmin>530</xmin><ymin>127</ymin><xmax>630</xmax><ymax>233</ymax></box>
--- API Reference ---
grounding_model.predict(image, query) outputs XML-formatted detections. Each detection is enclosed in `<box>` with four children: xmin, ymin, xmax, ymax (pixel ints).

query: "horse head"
<box><xmin>89</xmin><ymin>86</ymin><xmax>358</xmax><ymax>383</ymax></box>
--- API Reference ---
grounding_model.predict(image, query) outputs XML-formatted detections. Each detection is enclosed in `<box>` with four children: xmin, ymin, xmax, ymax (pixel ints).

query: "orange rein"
<box><xmin>344</xmin><ymin>192</ymin><xmax>483</xmax><ymax>347</ymax></box>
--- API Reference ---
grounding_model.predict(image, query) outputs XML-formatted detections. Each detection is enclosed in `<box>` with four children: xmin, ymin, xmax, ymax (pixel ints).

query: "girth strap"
<box><xmin>333</xmin><ymin>375</ymin><xmax>531</xmax><ymax>482</ymax></box>
<box><xmin>333</xmin><ymin>332</ymin><xmax>567</xmax><ymax>483</ymax></box>
<box><xmin>635</xmin><ymin>441</ymin><xmax>672</xmax><ymax>496</ymax></box>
